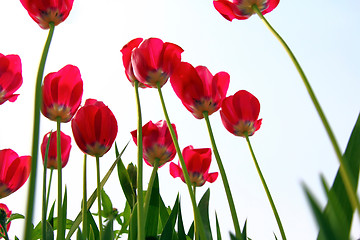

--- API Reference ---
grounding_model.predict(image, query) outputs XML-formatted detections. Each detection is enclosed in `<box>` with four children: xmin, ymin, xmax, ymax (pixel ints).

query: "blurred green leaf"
<box><xmin>48</xmin><ymin>201</ymin><xmax>55</xmax><ymax>227</ymax></box>
<box><xmin>103</xmin><ymin>218</ymin><xmax>114</xmax><ymax>240</ymax></box>
<box><xmin>241</xmin><ymin>220</ymin><xmax>247</xmax><ymax>240</ymax></box>
<box><xmin>159</xmin><ymin>194</ymin><xmax>170</xmax><ymax>231</ymax></box>
<box><xmin>62</xmin><ymin>187</ymin><xmax>68</xmax><ymax>236</ymax></box>
<box><xmin>128</xmin><ymin>203</ymin><xmax>138</xmax><ymax>240</ymax></box>
<box><xmin>198</xmin><ymin>188</ymin><xmax>212</xmax><ymax>240</ymax></box>
<box><xmin>318</xmin><ymin>113</ymin><xmax>360</xmax><ymax>240</ymax></box>
<box><xmin>145</xmin><ymin>173</ymin><xmax>160</xmax><ymax>238</ymax></box>
<box><xmin>87</xmin><ymin>209</ymin><xmax>99</xmax><ymax>240</ymax></box>
<box><xmin>215</xmin><ymin>212</ymin><xmax>221</xmax><ymax>240</ymax></box>
<box><xmin>177</xmin><ymin>200</ymin><xmax>186</xmax><ymax>240</ymax></box>
<box><xmin>77</xmin><ymin>228</ymin><xmax>83</xmax><ymax>240</ymax></box>
<box><xmin>8</xmin><ymin>213</ymin><xmax>24</xmax><ymax>222</ymax></box>
<box><xmin>187</xmin><ymin>222</ymin><xmax>194</xmax><ymax>240</ymax></box>
<box><xmin>160</xmin><ymin>195</ymin><xmax>179</xmax><ymax>240</ymax></box>
<box><xmin>101</xmin><ymin>188</ymin><xmax>113</xmax><ymax>218</ymax></box>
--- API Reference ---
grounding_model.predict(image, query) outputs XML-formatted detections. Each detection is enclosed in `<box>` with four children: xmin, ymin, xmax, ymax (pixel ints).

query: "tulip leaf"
<box><xmin>317</xmin><ymin>113</ymin><xmax>360</xmax><ymax>240</ymax></box>
<box><xmin>198</xmin><ymin>188</ymin><xmax>213</xmax><ymax>240</ymax></box>
<box><xmin>76</xmin><ymin>228</ymin><xmax>83</xmax><ymax>240</ymax></box>
<box><xmin>62</xmin><ymin>187</ymin><xmax>68</xmax><ymax>236</ymax></box>
<box><xmin>187</xmin><ymin>222</ymin><xmax>194</xmax><ymax>239</ymax></box>
<box><xmin>159</xmin><ymin>193</ymin><xmax>170</xmax><ymax>231</ymax></box>
<box><xmin>145</xmin><ymin>173</ymin><xmax>160</xmax><ymax>238</ymax></box>
<box><xmin>101</xmin><ymin>188</ymin><xmax>113</xmax><ymax>218</ymax></box>
<box><xmin>8</xmin><ymin>213</ymin><xmax>24</xmax><ymax>222</ymax></box>
<box><xmin>65</xmin><ymin>141</ymin><xmax>129</xmax><ymax>239</ymax></box>
<box><xmin>215</xmin><ymin>212</ymin><xmax>221</xmax><ymax>240</ymax></box>
<box><xmin>160</xmin><ymin>195</ymin><xmax>179</xmax><ymax>240</ymax></box>
<box><xmin>116</xmin><ymin>142</ymin><xmax>136</xmax><ymax>209</ymax></box>
<box><xmin>48</xmin><ymin>201</ymin><xmax>55</xmax><ymax>226</ymax></box>
<box><xmin>102</xmin><ymin>217</ymin><xmax>114</xmax><ymax>240</ymax></box>
<box><xmin>118</xmin><ymin>201</ymin><xmax>131</xmax><ymax>235</ymax></box>
<box><xmin>128</xmin><ymin>202</ymin><xmax>138</xmax><ymax>240</ymax></box>
<box><xmin>241</xmin><ymin>220</ymin><xmax>248</xmax><ymax>240</ymax></box>
<box><xmin>177</xmin><ymin>200</ymin><xmax>187</xmax><ymax>240</ymax></box>
<box><xmin>87</xmin><ymin>209</ymin><xmax>99</xmax><ymax>240</ymax></box>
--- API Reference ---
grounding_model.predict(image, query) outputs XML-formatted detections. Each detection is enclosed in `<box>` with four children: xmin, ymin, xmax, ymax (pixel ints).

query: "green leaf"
<box><xmin>65</xmin><ymin>141</ymin><xmax>129</xmax><ymax>239</ymax></box>
<box><xmin>159</xmin><ymin>194</ymin><xmax>170</xmax><ymax>231</ymax></box>
<box><xmin>77</xmin><ymin>228</ymin><xmax>83</xmax><ymax>240</ymax></box>
<box><xmin>87</xmin><ymin>209</ymin><xmax>99</xmax><ymax>240</ymax></box>
<box><xmin>62</xmin><ymin>187</ymin><xmax>68</xmax><ymax>236</ymax></box>
<box><xmin>177</xmin><ymin>200</ymin><xmax>186</xmax><ymax>240</ymax></box>
<box><xmin>145</xmin><ymin>173</ymin><xmax>160</xmax><ymax>238</ymax></box>
<box><xmin>128</xmin><ymin>203</ymin><xmax>138</xmax><ymax>240</ymax></box>
<box><xmin>187</xmin><ymin>222</ymin><xmax>194</xmax><ymax>240</ymax></box>
<box><xmin>48</xmin><ymin>201</ymin><xmax>55</xmax><ymax>227</ymax></box>
<box><xmin>215</xmin><ymin>212</ymin><xmax>221</xmax><ymax>240</ymax></box>
<box><xmin>198</xmin><ymin>188</ymin><xmax>212</xmax><ymax>240</ymax></box>
<box><xmin>318</xmin><ymin>113</ymin><xmax>360</xmax><ymax>240</ymax></box>
<box><xmin>118</xmin><ymin>201</ymin><xmax>131</xmax><ymax>235</ymax></box>
<box><xmin>103</xmin><ymin>218</ymin><xmax>114</xmax><ymax>240</ymax></box>
<box><xmin>241</xmin><ymin>220</ymin><xmax>247</xmax><ymax>240</ymax></box>
<box><xmin>101</xmin><ymin>188</ymin><xmax>113</xmax><ymax>218</ymax></box>
<box><xmin>8</xmin><ymin>213</ymin><xmax>24</xmax><ymax>222</ymax></box>
<box><xmin>160</xmin><ymin>195</ymin><xmax>179</xmax><ymax>240</ymax></box>
<box><xmin>116</xmin><ymin>142</ymin><xmax>136</xmax><ymax>209</ymax></box>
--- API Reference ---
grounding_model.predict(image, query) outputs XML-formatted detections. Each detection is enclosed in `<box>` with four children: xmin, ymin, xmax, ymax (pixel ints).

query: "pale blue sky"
<box><xmin>0</xmin><ymin>0</ymin><xmax>360</xmax><ymax>239</ymax></box>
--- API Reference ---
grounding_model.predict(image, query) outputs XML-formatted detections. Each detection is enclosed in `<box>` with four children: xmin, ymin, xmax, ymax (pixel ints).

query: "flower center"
<box><xmin>145</xmin><ymin>144</ymin><xmax>172</xmax><ymax>167</ymax></box>
<box><xmin>46</xmin><ymin>104</ymin><xmax>72</xmax><ymax>122</ymax></box>
<box><xmin>233</xmin><ymin>120</ymin><xmax>256</xmax><ymax>137</ymax></box>
<box><xmin>86</xmin><ymin>142</ymin><xmax>109</xmax><ymax>157</ymax></box>
<box><xmin>146</xmin><ymin>69</ymin><xmax>169</xmax><ymax>88</ymax></box>
<box><xmin>37</xmin><ymin>8</ymin><xmax>64</xmax><ymax>29</ymax></box>
<box><xmin>236</xmin><ymin>0</ymin><xmax>268</xmax><ymax>17</ymax></box>
<box><xmin>0</xmin><ymin>183</ymin><xmax>12</xmax><ymax>198</ymax></box>
<box><xmin>189</xmin><ymin>172</ymin><xmax>205</xmax><ymax>186</ymax></box>
<box><xmin>191</xmin><ymin>98</ymin><xmax>219</xmax><ymax>119</ymax></box>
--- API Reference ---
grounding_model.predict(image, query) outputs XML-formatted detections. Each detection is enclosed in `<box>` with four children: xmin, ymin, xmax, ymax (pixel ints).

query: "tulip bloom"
<box><xmin>213</xmin><ymin>0</ymin><xmax>280</xmax><ymax>21</ymax></box>
<box><xmin>220</xmin><ymin>90</ymin><xmax>262</xmax><ymax>137</ymax></box>
<box><xmin>71</xmin><ymin>99</ymin><xmax>118</xmax><ymax>157</ymax></box>
<box><xmin>131</xmin><ymin>38</ymin><xmax>183</xmax><ymax>88</ymax></box>
<box><xmin>171</xmin><ymin>62</ymin><xmax>230</xmax><ymax>119</ymax></box>
<box><xmin>41</xmin><ymin>65</ymin><xmax>83</xmax><ymax>123</ymax></box>
<box><xmin>0</xmin><ymin>54</ymin><xmax>23</xmax><ymax>105</ymax></box>
<box><xmin>0</xmin><ymin>149</ymin><xmax>31</xmax><ymax>199</ymax></box>
<box><xmin>120</xmin><ymin>38</ymin><xmax>148</xmax><ymax>88</ymax></box>
<box><xmin>20</xmin><ymin>0</ymin><xmax>74</xmax><ymax>29</ymax></box>
<box><xmin>40</xmin><ymin>131</ymin><xmax>72</xmax><ymax>169</ymax></box>
<box><xmin>131</xmin><ymin>120</ymin><xmax>177</xmax><ymax>167</ymax></box>
<box><xmin>0</xmin><ymin>203</ymin><xmax>11</xmax><ymax>233</ymax></box>
<box><xmin>170</xmin><ymin>146</ymin><xmax>218</xmax><ymax>187</ymax></box>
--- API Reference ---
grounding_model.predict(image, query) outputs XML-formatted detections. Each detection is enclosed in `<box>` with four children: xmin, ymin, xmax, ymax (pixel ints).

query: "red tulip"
<box><xmin>131</xmin><ymin>38</ymin><xmax>183</xmax><ymax>88</ymax></box>
<box><xmin>0</xmin><ymin>149</ymin><xmax>31</xmax><ymax>199</ymax></box>
<box><xmin>220</xmin><ymin>90</ymin><xmax>262</xmax><ymax>137</ymax></box>
<box><xmin>171</xmin><ymin>62</ymin><xmax>230</xmax><ymax>119</ymax></box>
<box><xmin>131</xmin><ymin>120</ymin><xmax>177</xmax><ymax>167</ymax></box>
<box><xmin>170</xmin><ymin>146</ymin><xmax>218</xmax><ymax>187</ymax></box>
<box><xmin>0</xmin><ymin>203</ymin><xmax>11</xmax><ymax>232</ymax></box>
<box><xmin>71</xmin><ymin>99</ymin><xmax>118</xmax><ymax>157</ymax></box>
<box><xmin>120</xmin><ymin>38</ymin><xmax>148</xmax><ymax>88</ymax></box>
<box><xmin>41</xmin><ymin>65</ymin><xmax>83</xmax><ymax>123</ymax></box>
<box><xmin>40</xmin><ymin>131</ymin><xmax>72</xmax><ymax>169</ymax></box>
<box><xmin>213</xmin><ymin>0</ymin><xmax>280</xmax><ymax>21</ymax></box>
<box><xmin>20</xmin><ymin>0</ymin><xmax>74</xmax><ymax>29</ymax></box>
<box><xmin>0</xmin><ymin>54</ymin><xmax>23</xmax><ymax>105</ymax></box>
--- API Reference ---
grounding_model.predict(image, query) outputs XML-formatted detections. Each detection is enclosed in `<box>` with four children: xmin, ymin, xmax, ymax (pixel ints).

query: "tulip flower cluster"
<box><xmin>0</xmin><ymin>0</ymin><xmax>359</xmax><ymax>240</ymax></box>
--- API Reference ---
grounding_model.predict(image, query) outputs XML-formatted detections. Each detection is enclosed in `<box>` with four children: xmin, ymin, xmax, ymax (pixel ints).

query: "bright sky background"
<box><xmin>1</xmin><ymin>0</ymin><xmax>360</xmax><ymax>239</ymax></box>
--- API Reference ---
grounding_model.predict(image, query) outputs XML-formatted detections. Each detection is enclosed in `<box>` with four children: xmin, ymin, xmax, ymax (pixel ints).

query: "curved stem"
<box><xmin>252</xmin><ymin>4</ymin><xmax>360</xmax><ymax>215</ymax></box>
<box><xmin>156</xmin><ymin>82</ymin><xmax>206</xmax><ymax>240</ymax></box>
<box><xmin>24</xmin><ymin>22</ymin><xmax>55</xmax><ymax>239</ymax></box>
<box><xmin>82</xmin><ymin>154</ymin><xmax>87</xmax><ymax>239</ymax></box>
<box><xmin>56</xmin><ymin>118</ymin><xmax>64</xmax><ymax>240</ymax></box>
<box><xmin>96</xmin><ymin>156</ymin><xmax>103</xmax><ymax>240</ymax></box>
<box><xmin>42</xmin><ymin>131</ymin><xmax>52</xmax><ymax>239</ymax></box>
<box><xmin>245</xmin><ymin>132</ymin><xmax>287</xmax><ymax>240</ymax></box>
<box><xmin>134</xmin><ymin>80</ymin><xmax>145</xmax><ymax>240</ymax></box>
<box><xmin>203</xmin><ymin>112</ymin><xmax>242</xmax><ymax>238</ymax></box>
<box><xmin>143</xmin><ymin>159</ymin><xmax>159</xmax><ymax>222</ymax></box>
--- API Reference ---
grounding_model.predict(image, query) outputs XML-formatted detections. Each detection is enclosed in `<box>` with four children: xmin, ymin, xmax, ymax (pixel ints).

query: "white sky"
<box><xmin>1</xmin><ymin>0</ymin><xmax>360</xmax><ymax>239</ymax></box>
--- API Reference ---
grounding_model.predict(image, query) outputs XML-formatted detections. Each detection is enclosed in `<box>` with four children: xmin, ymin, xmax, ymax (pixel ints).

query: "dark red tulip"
<box><xmin>71</xmin><ymin>99</ymin><xmax>118</xmax><ymax>157</ymax></box>
<box><xmin>41</xmin><ymin>65</ymin><xmax>83</xmax><ymax>123</ymax></box>
<box><xmin>0</xmin><ymin>149</ymin><xmax>31</xmax><ymax>199</ymax></box>
<box><xmin>0</xmin><ymin>54</ymin><xmax>23</xmax><ymax>105</ymax></box>
<box><xmin>170</xmin><ymin>146</ymin><xmax>218</xmax><ymax>187</ymax></box>
<box><xmin>41</xmin><ymin>131</ymin><xmax>72</xmax><ymax>169</ymax></box>
<box><xmin>20</xmin><ymin>0</ymin><xmax>74</xmax><ymax>29</ymax></box>
<box><xmin>120</xmin><ymin>38</ymin><xmax>148</xmax><ymax>88</ymax></box>
<box><xmin>214</xmin><ymin>0</ymin><xmax>280</xmax><ymax>21</ymax></box>
<box><xmin>171</xmin><ymin>62</ymin><xmax>230</xmax><ymax>119</ymax></box>
<box><xmin>131</xmin><ymin>38</ymin><xmax>183</xmax><ymax>88</ymax></box>
<box><xmin>0</xmin><ymin>203</ymin><xmax>11</xmax><ymax>233</ymax></box>
<box><xmin>220</xmin><ymin>90</ymin><xmax>262</xmax><ymax>137</ymax></box>
<box><xmin>131</xmin><ymin>120</ymin><xmax>177</xmax><ymax>167</ymax></box>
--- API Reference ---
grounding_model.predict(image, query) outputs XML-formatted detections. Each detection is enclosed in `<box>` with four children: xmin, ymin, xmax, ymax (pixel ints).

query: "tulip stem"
<box><xmin>24</xmin><ymin>21</ymin><xmax>55</xmax><ymax>239</ymax></box>
<box><xmin>244</xmin><ymin>132</ymin><xmax>287</xmax><ymax>240</ymax></box>
<box><xmin>143</xmin><ymin>159</ymin><xmax>159</xmax><ymax>223</ymax></box>
<box><xmin>82</xmin><ymin>154</ymin><xmax>87</xmax><ymax>239</ymax></box>
<box><xmin>46</xmin><ymin>168</ymin><xmax>54</xmax><ymax>211</ymax></box>
<box><xmin>42</xmin><ymin>131</ymin><xmax>52</xmax><ymax>240</ymax></box>
<box><xmin>252</xmin><ymin>4</ymin><xmax>360</xmax><ymax>216</ymax></box>
<box><xmin>56</xmin><ymin>118</ymin><xmax>64</xmax><ymax>240</ymax></box>
<box><xmin>192</xmin><ymin>184</ymin><xmax>198</xmax><ymax>240</ymax></box>
<box><xmin>203</xmin><ymin>111</ymin><xmax>242</xmax><ymax>238</ymax></box>
<box><xmin>134</xmin><ymin>80</ymin><xmax>145</xmax><ymax>240</ymax></box>
<box><xmin>96</xmin><ymin>155</ymin><xmax>103</xmax><ymax>239</ymax></box>
<box><xmin>156</xmin><ymin>82</ymin><xmax>206</xmax><ymax>240</ymax></box>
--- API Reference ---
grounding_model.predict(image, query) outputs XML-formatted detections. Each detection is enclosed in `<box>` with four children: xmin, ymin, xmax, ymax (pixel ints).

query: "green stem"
<box><xmin>42</xmin><ymin>131</ymin><xmax>52</xmax><ymax>239</ymax></box>
<box><xmin>134</xmin><ymin>80</ymin><xmax>145</xmax><ymax>240</ymax></box>
<box><xmin>24</xmin><ymin>22</ymin><xmax>55</xmax><ymax>239</ymax></box>
<box><xmin>46</xmin><ymin>168</ymin><xmax>54</xmax><ymax>211</ymax></box>
<box><xmin>143</xmin><ymin>159</ymin><xmax>159</xmax><ymax>222</ymax></box>
<box><xmin>96</xmin><ymin>156</ymin><xmax>103</xmax><ymax>240</ymax></box>
<box><xmin>0</xmin><ymin>222</ymin><xmax>9</xmax><ymax>240</ymax></box>
<box><xmin>245</xmin><ymin>132</ymin><xmax>287</xmax><ymax>240</ymax></box>
<box><xmin>82</xmin><ymin>154</ymin><xmax>87</xmax><ymax>239</ymax></box>
<box><xmin>252</xmin><ymin>4</ymin><xmax>360</xmax><ymax>215</ymax></box>
<box><xmin>203</xmin><ymin>112</ymin><xmax>242</xmax><ymax>238</ymax></box>
<box><xmin>56</xmin><ymin>118</ymin><xmax>64</xmax><ymax>240</ymax></box>
<box><xmin>156</xmin><ymin>82</ymin><xmax>206</xmax><ymax>240</ymax></box>
<box><xmin>192</xmin><ymin>184</ymin><xmax>198</xmax><ymax>240</ymax></box>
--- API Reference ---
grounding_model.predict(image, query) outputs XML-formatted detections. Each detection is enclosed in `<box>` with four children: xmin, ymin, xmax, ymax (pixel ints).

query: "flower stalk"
<box><xmin>42</xmin><ymin>131</ymin><xmax>52</xmax><ymax>240</ymax></box>
<box><xmin>252</xmin><ymin>3</ymin><xmax>360</xmax><ymax>215</ymax></box>
<box><xmin>96</xmin><ymin>155</ymin><xmax>103</xmax><ymax>239</ymax></box>
<box><xmin>24</xmin><ymin>21</ymin><xmax>55</xmax><ymax>239</ymax></box>
<box><xmin>82</xmin><ymin>154</ymin><xmax>87</xmax><ymax>239</ymax></box>
<box><xmin>56</xmin><ymin>118</ymin><xmax>64</xmax><ymax>240</ymax></box>
<box><xmin>203</xmin><ymin>111</ymin><xmax>242</xmax><ymax>238</ymax></box>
